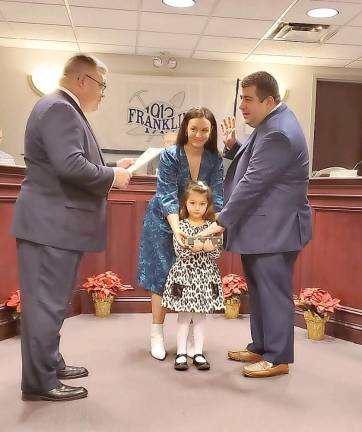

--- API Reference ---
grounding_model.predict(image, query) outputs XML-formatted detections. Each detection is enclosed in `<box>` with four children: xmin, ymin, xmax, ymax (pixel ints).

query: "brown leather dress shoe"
<box><xmin>57</xmin><ymin>365</ymin><xmax>89</xmax><ymax>380</ymax></box>
<box><xmin>228</xmin><ymin>349</ymin><xmax>263</xmax><ymax>363</ymax></box>
<box><xmin>242</xmin><ymin>360</ymin><xmax>289</xmax><ymax>378</ymax></box>
<box><xmin>22</xmin><ymin>384</ymin><xmax>88</xmax><ymax>401</ymax></box>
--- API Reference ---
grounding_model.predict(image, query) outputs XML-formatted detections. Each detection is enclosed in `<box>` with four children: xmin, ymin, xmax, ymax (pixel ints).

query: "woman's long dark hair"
<box><xmin>176</xmin><ymin>107</ymin><xmax>218</xmax><ymax>154</ymax></box>
<box><xmin>179</xmin><ymin>181</ymin><xmax>216</xmax><ymax>222</ymax></box>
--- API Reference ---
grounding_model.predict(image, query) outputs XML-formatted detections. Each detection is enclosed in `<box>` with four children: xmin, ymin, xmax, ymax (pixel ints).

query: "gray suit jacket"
<box><xmin>12</xmin><ymin>90</ymin><xmax>114</xmax><ymax>252</ymax></box>
<box><xmin>219</xmin><ymin>103</ymin><xmax>312</xmax><ymax>254</ymax></box>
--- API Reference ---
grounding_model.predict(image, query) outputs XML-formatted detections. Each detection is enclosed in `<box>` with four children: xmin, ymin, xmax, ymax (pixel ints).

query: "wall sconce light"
<box><xmin>152</xmin><ymin>52</ymin><xmax>178</xmax><ymax>70</ymax></box>
<box><xmin>28</xmin><ymin>65</ymin><xmax>62</xmax><ymax>96</ymax></box>
<box><xmin>278</xmin><ymin>81</ymin><xmax>288</xmax><ymax>101</ymax></box>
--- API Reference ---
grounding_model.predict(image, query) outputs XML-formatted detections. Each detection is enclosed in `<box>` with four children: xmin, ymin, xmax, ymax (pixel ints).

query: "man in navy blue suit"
<box><xmin>202</xmin><ymin>71</ymin><xmax>312</xmax><ymax>378</ymax></box>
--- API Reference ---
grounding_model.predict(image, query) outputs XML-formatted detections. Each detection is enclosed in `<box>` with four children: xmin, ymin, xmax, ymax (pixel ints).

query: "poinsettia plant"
<box><xmin>5</xmin><ymin>289</ymin><xmax>21</xmax><ymax>319</ymax></box>
<box><xmin>294</xmin><ymin>288</ymin><xmax>341</xmax><ymax>318</ymax></box>
<box><xmin>83</xmin><ymin>271</ymin><xmax>132</xmax><ymax>300</ymax></box>
<box><xmin>222</xmin><ymin>273</ymin><xmax>248</xmax><ymax>301</ymax></box>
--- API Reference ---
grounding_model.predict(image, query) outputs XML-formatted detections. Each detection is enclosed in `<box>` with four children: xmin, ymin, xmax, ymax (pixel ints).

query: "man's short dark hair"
<box><xmin>241</xmin><ymin>71</ymin><xmax>281</xmax><ymax>104</ymax></box>
<box><xmin>63</xmin><ymin>54</ymin><xmax>107</xmax><ymax>76</ymax></box>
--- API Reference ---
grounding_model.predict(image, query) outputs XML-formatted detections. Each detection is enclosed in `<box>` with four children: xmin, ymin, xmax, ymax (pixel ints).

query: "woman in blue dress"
<box><xmin>137</xmin><ymin>107</ymin><xmax>224</xmax><ymax>360</ymax></box>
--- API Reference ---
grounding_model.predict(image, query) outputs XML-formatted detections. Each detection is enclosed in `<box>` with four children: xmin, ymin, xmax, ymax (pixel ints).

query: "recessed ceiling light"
<box><xmin>307</xmin><ymin>8</ymin><xmax>339</xmax><ymax>18</ymax></box>
<box><xmin>162</xmin><ymin>0</ymin><xmax>196</xmax><ymax>8</ymax></box>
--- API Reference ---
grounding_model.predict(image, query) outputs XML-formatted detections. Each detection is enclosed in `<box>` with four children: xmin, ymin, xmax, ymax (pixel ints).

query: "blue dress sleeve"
<box><xmin>156</xmin><ymin>147</ymin><xmax>180</xmax><ymax>217</ymax></box>
<box><xmin>210</xmin><ymin>154</ymin><xmax>224</xmax><ymax>212</ymax></box>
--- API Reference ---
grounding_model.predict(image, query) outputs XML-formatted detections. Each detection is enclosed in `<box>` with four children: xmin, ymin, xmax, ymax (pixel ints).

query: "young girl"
<box><xmin>161</xmin><ymin>181</ymin><xmax>224</xmax><ymax>371</ymax></box>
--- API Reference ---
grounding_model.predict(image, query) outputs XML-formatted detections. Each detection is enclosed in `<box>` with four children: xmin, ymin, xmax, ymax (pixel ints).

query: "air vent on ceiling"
<box><xmin>269</xmin><ymin>22</ymin><xmax>332</xmax><ymax>43</ymax></box>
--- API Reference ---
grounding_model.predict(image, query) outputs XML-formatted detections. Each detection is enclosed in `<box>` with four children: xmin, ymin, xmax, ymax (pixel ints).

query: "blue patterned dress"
<box><xmin>137</xmin><ymin>144</ymin><xmax>224</xmax><ymax>295</ymax></box>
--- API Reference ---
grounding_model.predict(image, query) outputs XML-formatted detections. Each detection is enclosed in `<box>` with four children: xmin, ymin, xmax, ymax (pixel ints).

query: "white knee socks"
<box><xmin>176</xmin><ymin>312</ymin><xmax>206</xmax><ymax>363</ymax></box>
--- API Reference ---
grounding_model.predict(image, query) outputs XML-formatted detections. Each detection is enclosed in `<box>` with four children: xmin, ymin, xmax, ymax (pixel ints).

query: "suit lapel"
<box><xmin>57</xmin><ymin>90</ymin><xmax>105</xmax><ymax>165</ymax></box>
<box><xmin>234</xmin><ymin>129</ymin><xmax>257</xmax><ymax>159</ymax></box>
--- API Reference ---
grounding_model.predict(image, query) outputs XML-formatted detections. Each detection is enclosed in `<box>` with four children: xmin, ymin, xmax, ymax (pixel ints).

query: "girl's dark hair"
<box><xmin>179</xmin><ymin>181</ymin><xmax>215</xmax><ymax>221</ymax></box>
<box><xmin>176</xmin><ymin>106</ymin><xmax>218</xmax><ymax>153</ymax></box>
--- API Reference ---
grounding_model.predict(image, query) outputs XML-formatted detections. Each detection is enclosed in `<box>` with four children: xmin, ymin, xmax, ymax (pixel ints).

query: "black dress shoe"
<box><xmin>174</xmin><ymin>354</ymin><xmax>188</xmax><ymax>371</ymax></box>
<box><xmin>57</xmin><ymin>365</ymin><xmax>89</xmax><ymax>380</ymax></box>
<box><xmin>193</xmin><ymin>354</ymin><xmax>210</xmax><ymax>370</ymax></box>
<box><xmin>22</xmin><ymin>384</ymin><xmax>88</xmax><ymax>402</ymax></box>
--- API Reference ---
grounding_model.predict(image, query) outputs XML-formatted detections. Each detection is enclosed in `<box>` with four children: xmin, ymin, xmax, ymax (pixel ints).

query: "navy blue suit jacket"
<box><xmin>218</xmin><ymin>103</ymin><xmax>312</xmax><ymax>254</ymax></box>
<box><xmin>12</xmin><ymin>90</ymin><xmax>114</xmax><ymax>252</ymax></box>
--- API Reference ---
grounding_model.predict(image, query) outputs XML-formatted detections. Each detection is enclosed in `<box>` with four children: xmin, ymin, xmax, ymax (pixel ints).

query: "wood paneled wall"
<box><xmin>1</xmin><ymin>166</ymin><xmax>361</xmax><ymax>344</ymax></box>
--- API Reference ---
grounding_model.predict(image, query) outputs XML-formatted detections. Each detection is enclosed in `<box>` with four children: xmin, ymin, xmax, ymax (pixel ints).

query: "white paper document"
<box><xmin>127</xmin><ymin>147</ymin><xmax>163</xmax><ymax>174</ymax></box>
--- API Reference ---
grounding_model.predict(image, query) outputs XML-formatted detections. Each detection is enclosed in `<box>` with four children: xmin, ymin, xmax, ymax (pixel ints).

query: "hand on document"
<box><xmin>116</xmin><ymin>158</ymin><xmax>134</xmax><ymax>169</ymax></box>
<box><xmin>127</xmin><ymin>148</ymin><xmax>163</xmax><ymax>174</ymax></box>
<box><xmin>113</xmin><ymin>167</ymin><xmax>132</xmax><ymax>188</ymax></box>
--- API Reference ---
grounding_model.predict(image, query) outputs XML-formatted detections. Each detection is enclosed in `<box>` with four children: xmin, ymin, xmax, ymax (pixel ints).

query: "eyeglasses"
<box><xmin>85</xmin><ymin>74</ymin><xmax>107</xmax><ymax>93</ymax></box>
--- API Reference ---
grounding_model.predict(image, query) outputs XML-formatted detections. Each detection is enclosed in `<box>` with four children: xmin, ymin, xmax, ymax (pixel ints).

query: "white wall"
<box><xmin>0</xmin><ymin>45</ymin><xmax>362</xmax><ymax>165</ymax></box>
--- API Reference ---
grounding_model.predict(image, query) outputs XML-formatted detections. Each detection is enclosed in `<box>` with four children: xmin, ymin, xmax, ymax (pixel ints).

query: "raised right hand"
<box><xmin>113</xmin><ymin>167</ymin><xmax>131</xmax><ymax>188</ymax></box>
<box><xmin>221</xmin><ymin>116</ymin><xmax>237</xmax><ymax>149</ymax></box>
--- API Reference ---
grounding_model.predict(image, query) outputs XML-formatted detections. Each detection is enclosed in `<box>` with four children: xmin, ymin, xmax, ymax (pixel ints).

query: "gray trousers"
<box><xmin>17</xmin><ymin>239</ymin><xmax>82</xmax><ymax>393</ymax></box>
<box><xmin>242</xmin><ymin>251</ymin><xmax>299</xmax><ymax>364</ymax></box>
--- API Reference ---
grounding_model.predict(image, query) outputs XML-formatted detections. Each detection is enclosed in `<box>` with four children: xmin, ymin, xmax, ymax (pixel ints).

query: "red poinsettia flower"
<box><xmin>83</xmin><ymin>271</ymin><xmax>133</xmax><ymax>298</ymax></box>
<box><xmin>294</xmin><ymin>287</ymin><xmax>341</xmax><ymax>318</ymax></box>
<box><xmin>222</xmin><ymin>274</ymin><xmax>248</xmax><ymax>300</ymax></box>
<box><xmin>6</xmin><ymin>289</ymin><xmax>21</xmax><ymax>313</ymax></box>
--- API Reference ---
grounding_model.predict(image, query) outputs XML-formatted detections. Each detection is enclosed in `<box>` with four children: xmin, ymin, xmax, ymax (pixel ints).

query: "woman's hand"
<box><xmin>221</xmin><ymin>116</ymin><xmax>237</xmax><ymax>149</ymax></box>
<box><xmin>173</xmin><ymin>228</ymin><xmax>188</xmax><ymax>247</ymax></box>
<box><xmin>203</xmin><ymin>239</ymin><xmax>216</xmax><ymax>252</ymax></box>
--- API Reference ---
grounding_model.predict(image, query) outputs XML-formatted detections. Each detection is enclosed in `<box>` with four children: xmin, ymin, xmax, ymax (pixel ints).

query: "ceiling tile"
<box><xmin>284</xmin><ymin>0</ymin><xmax>362</xmax><ymax>26</ymax></box>
<box><xmin>205</xmin><ymin>17</ymin><xmax>274</xmax><ymax>39</ymax></box>
<box><xmin>21</xmin><ymin>39</ymin><xmax>78</xmax><ymax>51</ymax></box>
<box><xmin>253</xmin><ymin>40</ymin><xmax>317</xmax><ymax>56</ymax></box>
<box><xmin>0</xmin><ymin>2</ymin><xmax>70</xmax><ymax>25</ymax></box>
<box><xmin>246</xmin><ymin>54</ymin><xmax>305</xmax><ymax>65</ymax></box>
<box><xmin>326</xmin><ymin>26</ymin><xmax>362</xmax><ymax>45</ymax></box>
<box><xmin>197</xmin><ymin>36</ymin><xmax>257</xmax><ymax>53</ymax></box>
<box><xmin>346</xmin><ymin>11</ymin><xmax>362</xmax><ymax>26</ymax></box>
<box><xmin>136</xmin><ymin>46</ymin><xmax>192</xmax><ymax>57</ymax></box>
<box><xmin>0</xmin><ymin>20</ymin><xmax>14</xmax><ymax>37</ymax></box>
<box><xmin>138</xmin><ymin>31</ymin><xmax>199</xmax><ymax>49</ymax></box>
<box><xmin>0</xmin><ymin>36</ymin><xmax>21</xmax><ymax>47</ymax></box>
<box><xmin>301</xmin><ymin>57</ymin><xmax>351</xmax><ymax>67</ymax></box>
<box><xmin>70</xmin><ymin>7</ymin><xmax>137</xmax><ymax>30</ymax></box>
<box><xmin>311</xmin><ymin>42</ymin><xmax>362</xmax><ymax>59</ymax></box>
<box><xmin>212</xmin><ymin>0</ymin><xmax>294</xmax><ymax>20</ymax></box>
<box><xmin>69</xmin><ymin>0</ymin><xmax>138</xmax><ymax>9</ymax></box>
<box><xmin>12</xmin><ymin>22</ymin><xmax>75</xmax><ymax>42</ymax></box>
<box><xmin>140</xmin><ymin>12</ymin><xmax>207</xmax><ymax>34</ymax></box>
<box><xmin>76</xmin><ymin>27</ymin><xmax>136</xmax><ymax>45</ymax></box>
<box><xmin>345</xmin><ymin>60</ymin><xmax>362</xmax><ymax>68</ymax></box>
<box><xmin>193</xmin><ymin>50</ymin><xmax>247</xmax><ymax>61</ymax></box>
<box><xmin>4</xmin><ymin>0</ymin><xmax>63</xmax><ymax>3</ymax></box>
<box><xmin>142</xmin><ymin>0</ymin><xmax>214</xmax><ymax>15</ymax></box>
<box><xmin>79</xmin><ymin>42</ymin><xmax>135</xmax><ymax>54</ymax></box>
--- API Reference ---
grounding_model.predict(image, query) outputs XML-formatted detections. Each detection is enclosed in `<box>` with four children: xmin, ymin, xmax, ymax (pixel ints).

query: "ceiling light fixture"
<box><xmin>162</xmin><ymin>0</ymin><xmax>196</xmax><ymax>8</ymax></box>
<box><xmin>307</xmin><ymin>8</ymin><xmax>338</xmax><ymax>18</ymax></box>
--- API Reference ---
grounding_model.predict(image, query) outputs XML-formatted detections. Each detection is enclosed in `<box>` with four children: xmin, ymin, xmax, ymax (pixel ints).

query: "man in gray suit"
<box><xmin>12</xmin><ymin>54</ymin><xmax>132</xmax><ymax>401</ymax></box>
<box><xmin>202</xmin><ymin>71</ymin><xmax>312</xmax><ymax>378</ymax></box>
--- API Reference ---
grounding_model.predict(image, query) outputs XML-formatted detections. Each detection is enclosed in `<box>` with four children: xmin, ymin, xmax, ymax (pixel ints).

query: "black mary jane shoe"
<box><xmin>193</xmin><ymin>354</ymin><xmax>210</xmax><ymax>370</ymax></box>
<box><xmin>174</xmin><ymin>354</ymin><xmax>188</xmax><ymax>371</ymax></box>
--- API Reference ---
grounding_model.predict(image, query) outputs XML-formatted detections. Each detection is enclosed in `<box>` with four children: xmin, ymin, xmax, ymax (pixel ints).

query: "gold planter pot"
<box><xmin>224</xmin><ymin>298</ymin><xmax>240</xmax><ymax>319</ymax></box>
<box><xmin>303</xmin><ymin>310</ymin><xmax>328</xmax><ymax>340</ymax></box>
<box><xmin>92</xmin><ymin>294</ymin><xmax>114</xmax><ymax>318</ymax></box>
